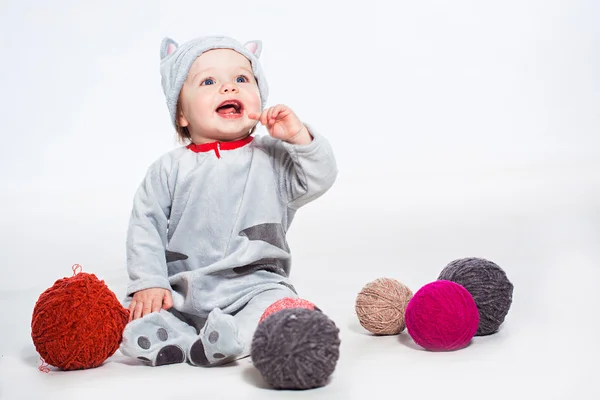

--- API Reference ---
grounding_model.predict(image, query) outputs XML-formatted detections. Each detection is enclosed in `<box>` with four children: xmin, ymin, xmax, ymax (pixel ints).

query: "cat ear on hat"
<box><xmin>160</xmin><ymin>37</ymin><xmax>179</xmax><ymax>60</ymax></box>
<box><xmin>244</xmin><ymin>40</ymin><xmax>262</xmax><ymax>58</ymax></box>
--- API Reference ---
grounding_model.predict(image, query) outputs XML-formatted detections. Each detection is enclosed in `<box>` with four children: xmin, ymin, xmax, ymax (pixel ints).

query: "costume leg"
<box><xmin>188</xmin><ymin>286</ymin><xmax>297</xmax><ymax>366</ymax></box>
<box><xmin>234</xmin><ymin>286</ymin><xmax>298</xmax><ymax>358</ymax></box>
<box><xmin>120</xmin><ymin>309</ymin><xmax>197</xmax><ymax>367</ymax></box>
<box><xmin>188</xmin><ymin>308</ymin><xmax>244</xmax><ymax>366</ymax></box>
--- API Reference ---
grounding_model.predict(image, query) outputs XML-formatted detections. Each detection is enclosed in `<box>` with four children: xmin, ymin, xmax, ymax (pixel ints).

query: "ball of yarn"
<box><xmin>438</xmin><ymin>257</ymin><xmax>514</xmax><ymax>336</ymax></box>
<box><xmin>251</xmin><ymin>308</ymin><xmax>340</xmax><ymax>390</ymax></box>
<box><xmin>405</xmin><ymin>280</ymin><xmax>479</xmax><ymax>351</ymax></box>
<box><xmin>355</xmin><ymin>278</ymin><xmax>413</xmax><ymax>335</ymax></box>
<box><xmin>259</xmin><ymin>297</ymin><xmax>318</xmax><ymax>323</ymax></box>
<box><xmin>31</xmin><ymin>265</ymin><xmax>129</xmax><ymax>370</ymax></box>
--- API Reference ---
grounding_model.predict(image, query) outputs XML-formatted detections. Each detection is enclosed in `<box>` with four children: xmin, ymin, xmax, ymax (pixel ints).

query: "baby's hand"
<box><xmin>248</xmin><ymin>104</ymin><xmax>312</xmax><ymax>145</ymax></box>
<box><xmin>128</xmin><ymin>288</ymin><xmax>174</xmax><ymax>322</ymax></box>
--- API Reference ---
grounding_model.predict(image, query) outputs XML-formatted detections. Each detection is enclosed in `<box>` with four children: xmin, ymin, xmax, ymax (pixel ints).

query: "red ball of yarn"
<box><xmin>405</xmin><ymin>280</ymin><xmax>479</xmax><ymax>351</ymax></box>
<box><xmin>31</xmin><ymin>265</ymin><xmax>129</xmax><ymax>371</ymax></box>
<box><xmin>259</xmin><ymin>297</ymin><xmax>318</xmax><ymax>323</ymax></box>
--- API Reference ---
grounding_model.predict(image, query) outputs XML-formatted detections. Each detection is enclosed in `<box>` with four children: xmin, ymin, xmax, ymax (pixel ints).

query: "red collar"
<box><xmin>186</xmin><ymin>135</ymin><xmax>254</xmax><ymax>158</ymax></box>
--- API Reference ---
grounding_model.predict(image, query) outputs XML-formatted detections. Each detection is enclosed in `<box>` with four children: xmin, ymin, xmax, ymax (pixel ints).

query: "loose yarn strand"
<box><xmin>38</xmin><ymin>357</ymin><xmax>50</xmax><ymax>373</ymax></box>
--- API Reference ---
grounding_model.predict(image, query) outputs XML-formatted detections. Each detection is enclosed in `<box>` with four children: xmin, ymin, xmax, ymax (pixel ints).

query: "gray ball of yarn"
<box><xmin>438</xmin><ymin>257</ymin><xmax>514</xmax><ymax>336</ymax></box>
<box><xmin>250</xmin><ymin>308</ymin><xmax>341</xmax><ymax>390</ymax></box>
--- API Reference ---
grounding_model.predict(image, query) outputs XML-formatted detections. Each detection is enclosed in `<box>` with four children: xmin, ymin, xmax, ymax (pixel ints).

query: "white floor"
<box><xmin>1</xmin><ymin>161</ymin><xmax>599</xmax><ymax>400</ymax></box>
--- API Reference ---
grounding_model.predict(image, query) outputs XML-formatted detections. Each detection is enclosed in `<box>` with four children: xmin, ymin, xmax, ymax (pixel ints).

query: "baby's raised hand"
<box><xmin>128</xmin><ymin>288</ymin><xmax>174</xmax><ymax>322</ymax></box>
<box><xmin>248</xmin><ymin>104</ymin><xmax>312</xmax><ymax>145</ymax></box>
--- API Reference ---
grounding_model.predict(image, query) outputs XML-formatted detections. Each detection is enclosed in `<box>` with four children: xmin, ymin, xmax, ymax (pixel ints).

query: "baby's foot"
<box><xmin>189</xmin><ymin>308</ymin><xmax>243</xmax><ymax>366</ymax></box>
<box><xmin>120</xmin><ymin>311</ymin><xmax>191</xmax><ymax>367</ymax></box>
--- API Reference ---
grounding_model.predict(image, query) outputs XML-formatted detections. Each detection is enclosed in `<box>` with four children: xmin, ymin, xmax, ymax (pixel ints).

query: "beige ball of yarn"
<box><xmin>355</xmin><ymin>278</ymin><xmax>413</xmax><ymax>335</ymax></box>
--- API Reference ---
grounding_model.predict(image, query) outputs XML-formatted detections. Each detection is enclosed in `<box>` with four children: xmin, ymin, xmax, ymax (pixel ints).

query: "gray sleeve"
<box><xmin>271</xmin><ymin>124</ymin><xmax>338</xmax><ymax>210</ymax></box>
<box><xmin>125</xmin><ymin>156</ymin><xmax>173</xmax><ymax>297</ymax></box>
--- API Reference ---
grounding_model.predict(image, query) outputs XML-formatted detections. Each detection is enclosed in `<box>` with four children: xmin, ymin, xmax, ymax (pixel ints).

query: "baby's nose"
<box><xmin>220</xmin><ymin>83</ymin><xmax>239</xmax><ymax>94</ymax></box>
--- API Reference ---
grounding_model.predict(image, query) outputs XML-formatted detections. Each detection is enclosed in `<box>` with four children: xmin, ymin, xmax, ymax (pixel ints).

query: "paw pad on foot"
<box><xmin>133</xmin><ymin>327</ymin><xmax>185</xmax><ymax>366</ymax></box>
<box><xmin>208</xmin><ymin>331</ymin><xmax>219</xmax><ymax>343</ymax></box>
<box><xmin>137</xmin><ymin>336</ymin><xmax>151</xmax><ymax>349</ymax></box>
<box><xmin>156</xmin><ymin>345</ymin><xmax>185</xmax><ymax>366</ymax></box>
<box><xmin>189</xmin><ymin>339</ymin><xmax>210</xmax><ymax>366</ymax></box>
<box><xmin>157</xmin><ymin>328</ymin><xmax>168</xmax><ymax>341</ymax></box>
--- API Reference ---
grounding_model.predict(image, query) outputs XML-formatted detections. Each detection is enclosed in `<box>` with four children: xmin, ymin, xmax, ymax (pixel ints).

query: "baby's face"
<box><xmin>178</xmin><ymin>49</ymin><xmax>261</xmax><ymax>143</ymax></box>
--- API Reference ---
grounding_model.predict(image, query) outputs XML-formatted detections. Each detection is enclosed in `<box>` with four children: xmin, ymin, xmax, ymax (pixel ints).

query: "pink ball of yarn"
<box><xmin>259</xmin><ymin>297</ymin><xmax>317</xmax><ymax>324</ymax></box>
<box><xmin>405</xmin><ymin>280</ymin><xmax>479</xmax><ymax>351</ymax></box>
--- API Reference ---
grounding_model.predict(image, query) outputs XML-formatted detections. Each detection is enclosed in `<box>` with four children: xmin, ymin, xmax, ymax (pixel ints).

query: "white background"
<box><xmin>1</xmin><ymin>0</ymin><xmax>599</xmax><ymax>399</ymax></box>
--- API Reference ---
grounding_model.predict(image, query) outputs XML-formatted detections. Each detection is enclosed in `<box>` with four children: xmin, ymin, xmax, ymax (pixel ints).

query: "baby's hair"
<box><xmin>175</xmin><ymin>99</ymin><xmax>258</xmax><ymax>144</ymax></box>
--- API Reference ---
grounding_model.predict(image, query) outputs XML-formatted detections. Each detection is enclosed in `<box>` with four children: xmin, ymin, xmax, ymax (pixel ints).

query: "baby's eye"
<box><xmin>236</xmin><ymin>75</ymin><xmax>248</xmax><ymax>83</ymax></box>
<box><xmin>201</xmin><ymin>78</ymin><xmax>215</xmax><ymax>86</ymax></box>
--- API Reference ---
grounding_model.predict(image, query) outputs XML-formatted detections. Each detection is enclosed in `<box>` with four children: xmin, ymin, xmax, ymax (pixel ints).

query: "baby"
<box><xmin>119</xmin><ymin>35</ymin><xmax>338</xmax><ymax>367</ymax></box>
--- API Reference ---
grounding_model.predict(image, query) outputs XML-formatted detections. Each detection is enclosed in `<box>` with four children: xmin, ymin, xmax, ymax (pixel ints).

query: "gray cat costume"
<box><xmin>119</xmin><ymin>35</ymin><xmax>338</xmax><ymax>367</ymax></box>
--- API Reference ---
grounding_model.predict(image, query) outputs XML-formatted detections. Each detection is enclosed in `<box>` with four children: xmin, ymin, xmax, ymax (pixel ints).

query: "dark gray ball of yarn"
<box><xmin>250</xmin><ymin>308</ymin><xmax>341</xmax><ymax>390</ymax></box>
<box><xmin>438</xmin><ymin>257</ymin><xmax>514</xmax><ymax>336</ymax></box>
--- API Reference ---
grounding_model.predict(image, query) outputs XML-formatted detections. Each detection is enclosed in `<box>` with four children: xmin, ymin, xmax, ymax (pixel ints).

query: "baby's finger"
<box><xmin>275</xmin><ymin>105</ymin><xmax>292</xmax><ymax>121</ymax></box>
<box><xmin>162</xmin><ymin>292</ymin><xmax>174</xmax><ymax>310</ymax></box>
<box><xmin>142</xmin><ymin>300</ymin><xmax>152</xmax><ymax>318</ymax></box>
<box><xmin>271</xmin><ymin>106</ymin><xmax>280</xmax><ymax>121</ymax></box>
<box><xmin>260</xmin><ymin>109</ymin><xmax>270</xmax><ymax>126</ymax></box>
<box><xmin>128</xmin><ymin>300</ymin><xmax>137</xmax><ymax>322</ymax></box>
<box><xmin>151</xmin><ymin>296</ymin><xmax>162</xmax><ymax>314</ymax></box>
<box><xmin>133</xmin><ymin>301</ymin><xmax>144</xmax><ymax>321</ymax></box>
<box><xmin>247</xmin><ymin>112</ymin><xmax>260</xmax><ymax>120</ymax></box>
<box><xmin>267</xmin><ymin>107</ymin><xmax>276</xmax><ymax>124</ymax></box>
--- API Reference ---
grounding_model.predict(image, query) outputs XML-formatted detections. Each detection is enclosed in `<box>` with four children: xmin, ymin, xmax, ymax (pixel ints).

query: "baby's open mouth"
<box><xmin>216</xmin><ymin>100</ymin><xmax>244</xmax><ymax>115</ymax></box>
